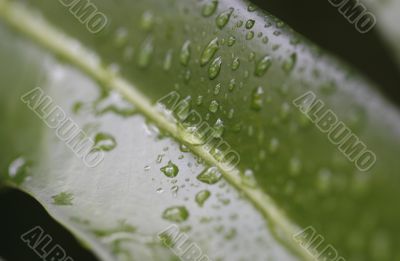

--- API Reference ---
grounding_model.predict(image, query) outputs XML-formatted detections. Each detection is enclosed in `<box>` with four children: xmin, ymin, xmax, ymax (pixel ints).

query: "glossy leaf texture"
<box><xmin>0</xmin><ymin>0</ymin><xmax>399</xmax><ymax>260</ymax></box>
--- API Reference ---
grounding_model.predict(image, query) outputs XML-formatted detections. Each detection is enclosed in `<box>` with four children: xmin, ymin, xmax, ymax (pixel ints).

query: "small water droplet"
<box><xmin>94</xmin><ymin>133</ymin><xmax>117</xmax><ymax>151</ymax></box>
<box><xmin>227</xmin><ymin>36</ymin><xmax>236</xmax><ymax>46</ymax></box>
<box><xmin>249</xmin><ymin>51</ymin><xmax>256</xmax><ymax>61</ymax></box>
<box><xmin>202</xmin><ymin>0</ymin><xmax>219</xmax><ymax>17</ymax></box>
<box><xmin>255</xmin><ymin>55</ymin><xmax>272</xmax><ymax>76</ymax></box>
<box><xmin>262</xmin><ymin>36</ymin><xmax>269</xmax><ymax>44</ymax></box>
<box><xmin>208</xmin><ymin>100</ymin><xmax>219</xmax><ymax>113</ymax></box>
<box><xmin>236</xmin><ymin>20</ymin><xmax>244</xmax><ymax>27</ymax></box>
<box><xmin>251</xmin><ymin>86</ymin><xmax>264</xmax><ymax>111</ymax></box>
<box><xmin>160</xmin><ymin>161</ymin><xmax>179</xmax><ymax>178</ymax></box>
<box><xmin>197</xmin><ymin>166</ymin><xmax>222</xmax><ymax>184</ymax></box>
<box><xmin>208</xmin><ymin>56</ymin><xmax>222</xmax><ymax>80</ymax></box>
<box><xmin>52</xmin><ymin>192</ymin><xmax>73</xmax><ymax>206</ymax></box>
<box><xmin>269</xmin><ymin>138</ymin><xmax>279</xmax><ymax>154</ymax></box>
<box><xmin>163</xmin><ymin>50</ymin><xmax>173</xmax><ymax>71</ymax></box>
<box><xmin>180</xmin><ymin>40</ymin><xmax>191</xmax><ymax>66</ymax></box>
<box><xmin>156</xmin><ymin>187</ymin><xmax>164</xmax><ymax>193</ymax></box>
<box><xmin>231</xmin><ymin>57</ymin><xmax>240</xmax><ymax>71</ymax></box>
<box><xmin>216</xmin><ymin>8</ymin><xmax>233</xmax><ymax>29</ymax></box>
<box><xmin>113</xmin><ymin>27</ymin><xmax>128</xmax><ymax>47</ymax></box>
<box><xmin>228</xmin><ymin>78</ymin><xmax>236</xmax><ymax>91</ymax></box>
<box><xmin>200</xmin><ymin>38</ymin><xmax>220</xmax><ymax>66</ymax></box>
<box><xmin>241</xmin><ymin>169</ymin><xmax>257</xmax><ymax>188</ymax></box>
<box><xmin>246</xmin><ymin>31</ymin><xmax>254</xmax><ymax>40</ymax></box>
<box><xmin>247</xmin><ymin>4</ymin><xmax>257</xmax><ymax>12</ymax></box>
<box><xmin>214</xmin><ymin>83</ymin><xmax>221</xmax><ymax>95</ymax></box>
<box><xmin>171</xmin><ymin>185</ymin><xmax>179</xmax><ymax>197</ymax></box>
<box><xmin>140</xmin><ymin>11</ymin><xmax>155</xmax><ymax>31</ymax></box>
<box><xmin>162</xmin><ymin>206</ymin><xmax>189</xmax><ymax>222</ymax></box>
<box><xmin>195</xmin><ymin>190</ymin><xmax>211</xmax><ymax>207</ymax></box>
<box><xmin>137</xmin><ymin>37</ymin><xmax>154</xmax><ymax>68</ymax></box>
<box><xmin>213</xmin><ymin>118</ymin><xmax>224</xmax><ymax>137</ymax></box>
<box><xmin>289</xmin><ymin>157</ymin><xmax>301</xmax><ymax>176</ymax></box>
<box><xmin>228</xmin><ymin>108</ymin><xmax>235</xmax><ymax>119</ymax></box>
<box><xmin>282</xmin><ymin>53</ymin><xmax>297</xmax><ymax>73</ymax></box>
<box><xmin>245</xmin><ymin>19</ymin><xmax>255</xmax><ymax>29</ymax></box>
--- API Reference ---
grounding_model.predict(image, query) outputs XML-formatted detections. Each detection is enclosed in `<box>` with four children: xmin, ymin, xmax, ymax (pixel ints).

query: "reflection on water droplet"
<box><xmin>200</xmin><ymin>38</ymin><xmax>219</xmax><ymax>66</ymax></box>
<box><xmin>202</xmin><ymin>0</ymin><xmax>218</xmax><ymax>17</ymax></box>
<box><xmin>162</xmin><ymin>206</ymin><xmax>189</xmax><ymax>222</ymax></box>
<box><xmin>195</xmin><ymin>190</ymin><xmax>211</xmax><ymax>207</ymax></box>
<box><xmin>52</xmin><ymin>192</ymin><xmax>73</xmax><ymax>206</ymax></box>
<box><xmin>216</xmin><ymin>8</ymin><xmax>233</xmax><ymax>29</ymax></box>
<box><xmin>208</xmin><ymin>56</ymin><xmax>222</xmax><ymax>80</ymax></box>
<box><xmin>255</xmin><ymin>55</ymin><xmax>271</xmax><ymax>76</ymax></box>
<box><xmin>94</xmin><ymin>133</ymin><xmax>117</xmax><ymax>151</ymax></box>
<box><xmin>180</xmin><ymin>40</ymin><xmax>191</xmax><ymax>66</ymax></box>
<box><xmin>251</xmin><ymin>86</ymin><xmax>264</xmax><ymax>111</ymax></box>
<box><xmin>197</xmin><ymin>167</ymin><xmax>222</xmax><ymax>184</ymax></box>
<box><xmin>160</xmin><ymin>161</ymin><xmax>179</xmax><ymax>178</ymax></box>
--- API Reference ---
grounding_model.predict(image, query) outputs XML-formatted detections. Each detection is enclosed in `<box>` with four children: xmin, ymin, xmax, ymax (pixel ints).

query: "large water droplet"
<box><xmin>162</xmin><ymin>206</ymin><xmax>189</xmax><ymax>222</ymax></box>
<box><xmin>197</xmin><ymin>166</ymin><xmax>222</xmax><ymax>184</ymax></box>
<box><xmin>255</xmin><ymin>55</ymin><xmax>272</xmax><ymax>76</ymax></box>
<box><xmin>282</xmin><ymin>53</ymin><xmax>297</xmax><ymax>73</ymax></box>
<box><xmin>94</xmin><ymin>133</ymin><xmax>117</xmax><ymax>151</ymax></box>
<box><xmin>216</xmin><ymin>8</ymin><xmax>233</xmax><ymax>29</ymax></box>
<box><xmin>200</xmin><ymin>38</ymin><xmax>219</xmax><ymax>66</ymax></box>
<box><xmin>208</xmin><ymin>100</ymin><xmax>219</xmax><ymax>113</ymax></box>
<box><xmin>202</xmin><ymin>0</ymin><xmax>219</xmax><ymax>17</ymax></box>
<box><xmin>208</xmin><ymin>56</ymin><xmax>222</xmax><ymax>80</ymax></box>
<box><xmin>160</xmin><ymin>161</ymin><xmax>179</xmax><ymax>178</ymax></box>
<box><xmin>180</xmin><ymin>40</ymin><xmax>191</xmax><ymax>66</ymax></box>
<box><xmin>195</xmin><ymin>190</ymin><xmax>211</xmax><ymax>207</ymax></box>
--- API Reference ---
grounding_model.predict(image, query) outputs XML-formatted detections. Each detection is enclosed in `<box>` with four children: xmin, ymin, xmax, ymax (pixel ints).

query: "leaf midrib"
<box><xmin>0</xmin><ymin>0</ymin><xmax>310</xmax><ymax>260</ymax></box>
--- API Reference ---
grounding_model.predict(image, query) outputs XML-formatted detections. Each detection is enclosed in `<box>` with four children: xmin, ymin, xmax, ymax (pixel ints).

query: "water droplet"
<box><xmin>180</xmin><ymin>40</ymin><xmax>191</xmax><ymax>66</ymax></box>
<box><xmin>241</xmin><ymin>169</ymin><xmax>257</xmax><ymax>188</ymax></box>
<box><xmin>202</xmin><ymin>0</ymin><xmax>219</xmax><ymax>17</ymax></box>
<box><xmin>163</xmin><ymin>50</ymin><xmax>173</xmax><ymax>71</ymax></box>
<box><xmin>183</xmin><ymin>69</ymin><xmax>192</xmax><ymax>83</ymax></box>
<box><xmin>140</xmin><ymin>11</ymin><xmax>155</xmax><ymax>31</ymax></box>
<box><xmin>236</xmin><ymin>20</ymin><xmax>244</xmax><ymax>27</ymax></box>
<box><xmin>231</xmin><ymin>57</ymin><xmax>240</xmax><ymax>71</ymax></box>
<box><xmin>113</xmin><ymin>27</ymin><xmax>128</xmax><ymax>47</ymax></box>
<box><xmin>247</xmin><ymin>4</ymin><xmax>257</xmax><ymax>12</ymax></box>
<box><xmin>251</xmin><ymin>86</ymin><xmax>264</xmax><ymax>111</ymax></box>
<box><xmin>213</xmin><ymin>118</ymin><xmax>224</xmax><ymax>137</ymax></box>
<box><xmin>171</xmin><ymin>185</ymin><xmax>179</xmax><ymax>197</ymax></box>
<box><xmin>262</xmin><ymin>36</ymin><xmax>269</xmax><ymax>44</ymax></box>
<box><xmin>162</xmin><ymin>206</ymin><xmax>189</xmax><ymax>222</ymax></box>
<box><xmin>208</xmin><ymin>56</ymin><xmax>222</xmax><ymax>80</ymax></box>
<box><xmin>7</xmin><ymin>157</ymin><xmax>31</xmax><ymax>185</ymax></box>
<box><xmin>214</xmin><ymin>83</ymin><xmax>221</xmax><ymax>95</ymax></box>
<box><xmin>246</xmin><ymin>31</ymin><xmax>254</xmax><ymax>40</ymax></box>
<box><xmin>269</xmin><ymin>138</ymin><xmax>279</xmax><ymax>154</ymax></box>
<box><xmin>200</xmin><ymin>38</ymin><xmax>219</xmax><ymax>66</ymax></box>
<box><xmin>208</xmin><ymin>100</ymin><xmax>219</xmax><ymax>113</ymax></box>
<box><xmin>160</xmin><ymin>161</ymin><xmax>179</xmax><ymax>178</ymax></box>
<box><xmin>255</xmin><ymin>55</ymin><xmax>272</xmax><ymax>76</ymax></box>
<box><xmin>289</xmin><ymin>157</ymin><xmax>301</xmax><ymax>176</ymax></box>
<box><xmin>197</xmin><ymin>167</ymin><xmax>222</xmax><ymax>185</ymax></box>
<box><xmin>137</xmin><ymin>37</ymin><xmax>154</xmax><ymax>68</ymax></box>
<box><xmin>317</xmin><ymin>169</ymin><xmax>332</xmax><ymax>193</ymax></box>
<box><xmin>228</xmin><ymin>108</ymin><xmax>235</xmax><ymax>119</ymax></box>
<box><xmin>280</xmin><ymin>102</ymin><xmax>290</xmax><ymax>120</ymax></box>
<box><xmin>227</xmin><ymin>36</ymin><xmax>236</xmax><ymax>46</ymax></box>
<box><xmin>52</xmin><ymin>192</ymin><xmax>73</xmax><ymax>206</ymax></box>
<box><xmin>283</xmin><ymin>53</ymin><xmax>297</xmax><ymax>73</ymax></box>
<box><xmin>249</xmin><ymin>51</ymin><xmax>256</xmax><ymax>61</ymax></box>
<box><xmin>156</xmin><ymin>187</ymin><xmax>164</xmax><ymax>193</ymax></box>
<box><xmin>216</xmin><ymin>8</ymin><xmax>233</xmax><ymax>29</ymax></box>
<box><xmin>228</xmin><ymin>78</ymin><xmax>236</xmax><ymax>91</ymax></box>
<box><xmin>180</xmin><ymin>144</ymin><xmax>190</xmax><ymax>152</ymax></box>
<box><xmin>94</xmin><ymin>133</ymin><xmax>117</xmax><ymax>151</ymax></box>
<box><xmin>245</xmin><ymin>19</ymin><xmax>255</xmax><ymax>29</ymax></box>
<box><xmin>195</xmin><ymin>190</ymin><xmax>211</xmax><ymax>207</ymax></box>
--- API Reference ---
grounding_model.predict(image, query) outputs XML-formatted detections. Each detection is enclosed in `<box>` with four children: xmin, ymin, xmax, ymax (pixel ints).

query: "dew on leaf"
<box><xmin>251</xmin><ymin>86</ymin><xmax>264</xmax><ymax>111</ymax></box>
<box><xmin>137</xmin><ymin>37</ymin><xmax>154</xmax><ymax>68</ymax></box>
<box><xmin>246</xmin><ymin>31</ymin><xmax>254</xmax><ymax>40</ymax></box>
<box><xmin>209</xmin><ymin>100</ymin><xmax>219</xmax><ymax>113</ymax></box>
<box><xmin>200</xmin><ymin>37</ymin><xmax>220</xmax><ymax>66</ymax></box>
<box><xmin>231</xmin><ymin>57</ymin><xmax>240</xmax><ymax>71</ymax></box>
<box><xmin>180</xmin><ymin>40</ymin><xmax>191</xmax><ymax>66</ymax></box>
<box><xmin>269</xmin><ymin>137</ymin><xmax>280</xmax><ymax>154</ymax></box>
<box><xmin>160</xmin><ymin>161</ymin><xmax>179</xmax><ymax>178</ymax></box>
<box><xmin>282</xmin><ymin>53</ymin><xmax>297</xmax><ymax>73</ymax></box>
<box><xmin>227</xmin><ymin>36</ymin><xmax>236</xmax><ymax>46</ymax></box>
<box><xmin>162</xmin><ymin>206</ymin><xmax>189</xmax><ymax>222</ymax></box>
<box><xmin>195</xmin><ymin>190</ymin><xmax>211</xmax><ymax>207</ymax></box>
<box><xmin>228</xmin><ymin>78</ymin><xmax>236</xmax><ymax>91</ymax></box>
<box><xmin>213</xmin><ymin>118</ymin><xmax>224</xmax><ymax>138</ymax></box>
<box><xmin>289</xmin><ymin>157</ymin><xmax>301</xmax><ymax>176</ymax></box>
<box><xmin>208</xmin><ymin>56</ymin><xmax>222</xmax><ymax>80</ymax></box>
<box><xmin>94</xmin><ymin>133</ymin><xmax>117</xmax><ymax>151</ymax></box>
<box><xmin>197</xmin><ymin>166</ymin><xmax>222</xmax><ymax>184</ymax></box>
<box><xmin>216</xmin><ymin>8</ymin><xmax>233</xmax><ymax>29</ymax></box>
<box><xmin>202</xmin><ymin>0</ymin><xmax>219</xmax><ymax>17</ymax></box>
<box><xmin>255</xmin><ymin>55</ymin><xmax>272</xmax><ymax>76</ymax></box>
<box><xmin>52</xmin><ymin>192</ymin><xmax>73</xmax><ymax>206</ymax></box>
<box><xmin>214</xmin><ymin>83</ymin><xmax>221</xmax><ymax>95</ymax></box>
<box><xmin>140</xmin><ymin>11</ymin><xmax>155</xmax><ymax>31</ymax></box>
<box><xmin>113</xmin><ymin>27</ymin><xmax>128</xmax><ymax>47</ymax></box>
<box><xmin>245</xmin><ymin>19</ymin><xmax>255</xmax><ymax>29</ymax></box>
<box><xmin>163</xmin><ymin>50</ymin><xmax>173</xmax><ymax>71</ymax></box>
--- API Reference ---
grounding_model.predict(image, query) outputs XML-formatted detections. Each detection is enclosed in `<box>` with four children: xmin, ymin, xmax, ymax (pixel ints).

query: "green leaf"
<box><xmin>0</xmin><ymin>0</ymin><xmax>399</xmax><ymax>260</ymax></box>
